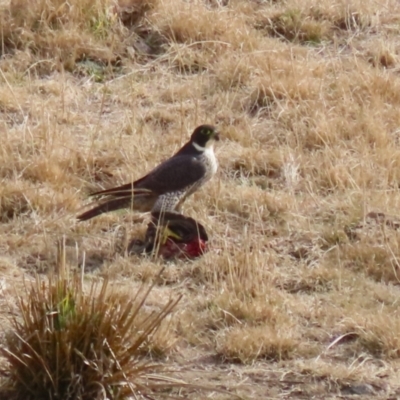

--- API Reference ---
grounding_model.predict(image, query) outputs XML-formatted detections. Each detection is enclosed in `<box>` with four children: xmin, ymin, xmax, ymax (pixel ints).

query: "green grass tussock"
<box><xmin>0</xmin><ymin>266</ymin><xmax>180</xmax><ymax>400</ymax></box>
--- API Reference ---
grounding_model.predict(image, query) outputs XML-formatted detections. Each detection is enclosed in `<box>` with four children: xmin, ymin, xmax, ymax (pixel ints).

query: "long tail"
<box><xmin>89</xmin><ymin>183</ymin><xmax>150</xmax><ymax>198</ymax></box>
<box><xmin>78</xmin><ymin>186</ymin><xmax>155</xmax><ymax>221</ymax></box>
<box><xmin>77</xmin><ymin>197</ymin><xmax>133</xmax><ymax>221</ymax></box>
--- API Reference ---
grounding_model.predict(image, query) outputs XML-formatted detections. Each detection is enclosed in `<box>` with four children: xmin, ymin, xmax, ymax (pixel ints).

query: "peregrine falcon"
<box><xmin>77</xmin><ymin>125</ymin><xmax>219</xmax><ymax>221</ymax></box>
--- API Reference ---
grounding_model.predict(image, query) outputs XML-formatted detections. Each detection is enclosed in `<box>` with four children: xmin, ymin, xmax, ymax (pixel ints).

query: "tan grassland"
<box><xmin>1</xmin><ymin>0</ymin><xmax>400</xmax><ymax>398</ymax></box>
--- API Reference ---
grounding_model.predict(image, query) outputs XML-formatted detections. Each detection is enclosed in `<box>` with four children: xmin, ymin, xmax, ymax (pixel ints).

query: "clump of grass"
<box><xmin>0</xmin><ymin>265</ymin><xmax>181</xmax><ymax>400</ymax></box>
<box><xmin>340</xmin><ymin>237</ymin><xmax>400</xmax><ymax>284</ymax></box>
<box><xmin>216</xmin><ymin>325</ymin><xmax>298</xmax><ymax>363</ymax></box>
<box><xmin>357</xmin><ymin>316</ymin><xmax>400</xmax><ymax>359</ymax></box>
<box><xmin>339</xmin><ymin>315</ymin><xmax>400</xmax><ymax>359</ymax></box>
<box><xmin>366</xmin><ymin>45</ymin><xmax>397</xmax><ymax>69</ymax></box>
<box><xmin>0</xmin><ymin>0</ymin><xmax>158</xmax><ymax>75</ymax></box>
<box><xmin>0</xmin><ymin>185</ymin><xmax>31</xmax><ymax>222</ymax></box>
<box><xmin>210</xmin><ymin>292</ymin><xmax>277</xmax><ymax>326</ymax></box>
<box><xmin>262</xmin><ymin>9</ymin><xmax>329</xmax><ymax>44</ymax></box>
<box><xmin>330</xmin><ymin>9</ymin><xmax>371</xmax><ymax>32</ymax></box>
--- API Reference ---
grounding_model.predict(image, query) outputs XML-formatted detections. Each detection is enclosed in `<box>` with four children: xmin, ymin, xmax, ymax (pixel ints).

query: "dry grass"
<box><xmin>1</xmin><ymin>0</ymin><xmax>400</xmax><ymax>397</ymax></box>
<box><xmin>0</xmin><ymin>263</ymin><xmax>182</xmax><ymax>399</ymax></box>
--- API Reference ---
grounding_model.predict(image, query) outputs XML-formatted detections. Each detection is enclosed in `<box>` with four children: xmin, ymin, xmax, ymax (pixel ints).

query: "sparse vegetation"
<box><xmin>2</xmin><ymin>0</ymin><xmax>400</xmax><ymax>398</ymax></box>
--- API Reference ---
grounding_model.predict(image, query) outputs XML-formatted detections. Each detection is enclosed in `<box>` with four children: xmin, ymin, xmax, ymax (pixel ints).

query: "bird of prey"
<box><xmin>128</xmin><ymin>211</ymin><xmax>209</xmax><ymax>259</ymax></box>
<box><xmin>77</xmin><ymin>125</ymin><xmax>219</xmax><ymax>221</ymax></box>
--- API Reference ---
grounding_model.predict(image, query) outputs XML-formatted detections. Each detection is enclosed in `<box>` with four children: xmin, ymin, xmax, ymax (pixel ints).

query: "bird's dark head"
<box><xmin>190</xmin><ymin>125</ymin><xmax>219</xmax><ymax>149</ymax></box>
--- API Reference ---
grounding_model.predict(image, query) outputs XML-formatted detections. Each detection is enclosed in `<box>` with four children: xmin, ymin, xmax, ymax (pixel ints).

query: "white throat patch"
<box><xmin>193</xmin><ymin>142</ymin><xmax>206</xmax><ymax>152</ymax></box>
